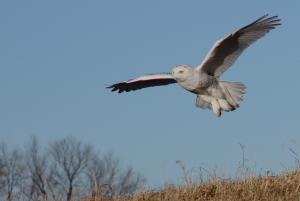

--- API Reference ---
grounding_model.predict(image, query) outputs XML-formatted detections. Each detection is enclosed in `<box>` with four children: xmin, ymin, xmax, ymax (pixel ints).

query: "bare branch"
<box><xmin>49</xmin><ymin>137</ymin><xmax>92</xmax><ymax>201</ymax></box>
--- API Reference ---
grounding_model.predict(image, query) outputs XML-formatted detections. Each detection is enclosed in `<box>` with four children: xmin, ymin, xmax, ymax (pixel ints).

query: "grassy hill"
<box><xmin>84</xmin><ymin>170</ymin><xmax>300</xmax><ymax>201</ymax></box>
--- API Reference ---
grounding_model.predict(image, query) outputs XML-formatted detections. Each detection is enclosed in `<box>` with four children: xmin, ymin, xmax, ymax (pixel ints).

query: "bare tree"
<box><xmin>117</xmin><ymin>167</ymin><xmax>145</xmax><ymax>196</ymax></box>
<box><xmin>0</xmin><ymin>144</ymin><xmax>24</xmax><ymax>201</ymax></box>
<box><xmin>0</xmin><ymin>136</ymin><xmax>145</xmax><ymax>200</ymax></box>
<box><xmin>49</xmin><ymin>137</ymin><xmax>92</xmax><ymax>201</ymax></box>
<box><xmin>0</xmin><ymin>157</ymin><xmax>4</xmax><ymax>189</ymax></box>
<box><xmin>86</xmin><ymin>152</ymin><xmax>119</xmax><ymax>197</ymax></box>
<box><xmin>23</xmin><ymin>136</ymin><xmax>58</xmax><ymax>201</ymax></box>
<box><xmin>86</xmin><ymin>152</ymin><xmax>145</xmax><ymax>197</ymax></box>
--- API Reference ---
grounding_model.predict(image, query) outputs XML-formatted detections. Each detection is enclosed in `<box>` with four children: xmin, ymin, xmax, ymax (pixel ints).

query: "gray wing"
<box><xmin>107</xmin><ymin>73</ymin><xmax>176</xmax><ymax>93</ymax></box>
<box><xmin>196</xmin><ymin>14</ymin><xmax>281</xmax><ymax>77</ymax></box>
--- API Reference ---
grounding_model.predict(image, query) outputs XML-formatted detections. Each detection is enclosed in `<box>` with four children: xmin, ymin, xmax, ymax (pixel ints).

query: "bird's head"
<box><xmin>171</xmin><ymin>64</ymin><xmax>192</xmax><ymax>82</ymax></box>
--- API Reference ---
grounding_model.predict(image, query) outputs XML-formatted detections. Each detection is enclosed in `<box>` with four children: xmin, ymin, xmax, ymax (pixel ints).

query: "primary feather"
<box><xmin>107</xmin><ymin>73</ymin><xmax>176</xmax><ymax>93</ymax></box>
<box><xmin>197</xmin><ymin>15</ymin><xmax>281</xmax><ymax>77</ymax></box>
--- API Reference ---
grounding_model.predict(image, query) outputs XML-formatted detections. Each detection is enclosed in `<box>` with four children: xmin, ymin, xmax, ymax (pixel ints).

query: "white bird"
<box><xmin>108</xmin><ymin>15</ymin><xmax>281</xmax><ymax>117</ymax></box>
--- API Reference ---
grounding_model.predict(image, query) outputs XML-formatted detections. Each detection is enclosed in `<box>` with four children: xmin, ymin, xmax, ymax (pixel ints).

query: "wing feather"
<box><xmin>197</xmin><ymin>14</ymin><xmax>281</xmax><ymax>77</ymax></box>
<box><xmin>107</xmin><ymin>73</ymin><xmax>176</xmax><ymax>93</ymax></box>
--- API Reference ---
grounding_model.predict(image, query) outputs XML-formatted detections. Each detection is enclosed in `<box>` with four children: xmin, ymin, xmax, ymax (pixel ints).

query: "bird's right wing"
<box><xmin>196</xmin><ymin>15</ymin><xmax>281</xmax><ymax>77</ymax></box>
<box><xmin>107</xmin><ymin>73</ymin><xmax>177</xmax><ymax>93</ymax></box>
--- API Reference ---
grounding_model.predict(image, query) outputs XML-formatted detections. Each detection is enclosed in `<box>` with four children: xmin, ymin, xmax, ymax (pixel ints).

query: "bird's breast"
<box><xmin>176</xmin><ymin>72</ymin><xmax>214</xmax><ymax>94</ymax></box>
<box><xmin>177</xmin><ymin>79</ymin><xmax>197</xmax><ymax>92</ymax></box>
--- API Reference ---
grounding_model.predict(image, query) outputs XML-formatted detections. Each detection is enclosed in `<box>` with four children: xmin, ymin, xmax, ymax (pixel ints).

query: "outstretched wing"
<box><xmin>196</xmin><ymin>14</ymin><xmax>281</xmax><ymax>77</ymax></box>
<box><xmin>107</xmin><ymin>73</ymin><xmax>177</xmax><ymax>93</ymax></box>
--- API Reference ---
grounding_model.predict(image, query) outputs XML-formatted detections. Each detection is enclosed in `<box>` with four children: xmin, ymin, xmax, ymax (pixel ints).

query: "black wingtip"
<box><xmin>257</xmin><ymin>14</ymin><xmax>281</xmax><ymax>22</ymax></box>
<box><xmin>106</xmin><ymin>83</ymin><xmax>126</xmax><ymax>93</ymax></box>
<box><xmin>106</xmin><ymin>85</ymin><xmax>116</xmax><ymax>92</ymax></box>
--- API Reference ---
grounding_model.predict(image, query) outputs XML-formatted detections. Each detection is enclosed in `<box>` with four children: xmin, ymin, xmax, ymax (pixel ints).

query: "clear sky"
<box><xmin>1</xmin><ymin>0</ymin><xmax>300</xmax><ymax>187</ymax></box>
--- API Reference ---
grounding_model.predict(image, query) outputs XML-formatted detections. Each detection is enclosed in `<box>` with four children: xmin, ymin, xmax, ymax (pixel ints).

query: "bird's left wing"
<box><xmin>107</xmin><ymin>73</ymin><xmax>177</xmax><ymax>93</ymax></box>
<box><xmin>196</xmin><ymin>15</ymin><xmax>281</xmax><ymax>77</ymax></box>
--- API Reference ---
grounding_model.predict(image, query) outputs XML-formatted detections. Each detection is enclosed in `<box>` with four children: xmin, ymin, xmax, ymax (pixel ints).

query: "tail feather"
<box><xmin>195</xmin><ymin>81</ymin><xmax>246</xmax><ymax>117</ymax></box>
<box><xmin>219</xmin><ymin>81</ymin><xmax>246</xmax><ymax>108</ymax></box>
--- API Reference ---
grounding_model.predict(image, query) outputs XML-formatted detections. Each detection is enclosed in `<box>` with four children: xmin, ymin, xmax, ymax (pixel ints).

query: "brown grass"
<box><xmin>83</xmin><ymin>170</ymin><xmax>300</xmax><ymax>201</ymax></box>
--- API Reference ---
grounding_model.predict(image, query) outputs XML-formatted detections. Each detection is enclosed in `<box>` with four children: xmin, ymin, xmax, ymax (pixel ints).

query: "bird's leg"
<box><xmin>218</xmin><ymin>99</ymin><xmax>233</xmax><ymax>112</ymax></box>
<box><xmin>211</xmin><ymin>98</ymin><xmax>221</xmax><ymax>117</ymax></box>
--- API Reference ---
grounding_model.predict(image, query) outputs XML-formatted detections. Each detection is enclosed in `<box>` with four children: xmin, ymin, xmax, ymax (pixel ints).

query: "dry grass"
<box><xmin>83</xmin><ymin>170</ymin><xmax>300</xmax><ymax>201</ymax></box>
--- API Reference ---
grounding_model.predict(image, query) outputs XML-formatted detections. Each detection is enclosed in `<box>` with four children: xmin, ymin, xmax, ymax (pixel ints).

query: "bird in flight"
<box><xmin>108</xmin><ymin>14</ymin><xmax>281</xmax><ymax>117</ymax></box>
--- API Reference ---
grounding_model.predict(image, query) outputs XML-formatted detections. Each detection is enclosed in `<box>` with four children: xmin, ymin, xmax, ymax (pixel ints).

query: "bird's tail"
<box><xmin>218</xmin><ymin>81</ymin><xmax>246</xmax><ymax>109</ymax></box>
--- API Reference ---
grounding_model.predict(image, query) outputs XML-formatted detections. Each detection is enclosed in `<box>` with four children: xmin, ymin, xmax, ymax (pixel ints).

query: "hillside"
<box><xmin>85</xmin><ymin>170</ymin><xmax>300</xmax><ymax>201</ymax></box>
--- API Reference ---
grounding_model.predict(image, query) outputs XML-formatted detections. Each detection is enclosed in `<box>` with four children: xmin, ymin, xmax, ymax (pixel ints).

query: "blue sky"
<box><xmin>1</xmin><ymin>1</ymin><xmax>300</xmax><ymax>186</ymax></box>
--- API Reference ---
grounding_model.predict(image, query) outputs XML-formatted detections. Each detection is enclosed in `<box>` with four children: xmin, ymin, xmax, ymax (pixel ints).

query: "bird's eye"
<box><xmin>178</xmin><ymin>70</ymin><xmax>184</xmax><ymax>74</ymax></box>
